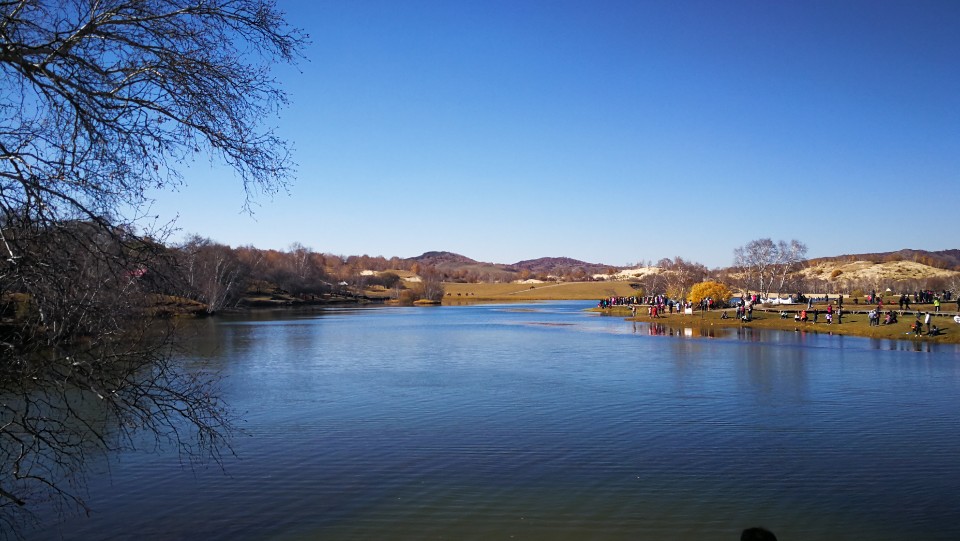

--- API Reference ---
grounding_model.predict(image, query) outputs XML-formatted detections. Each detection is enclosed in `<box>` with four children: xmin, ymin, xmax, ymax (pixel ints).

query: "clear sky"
<box><xmin>148</xmin><ymin>0</ymin><xmax>960</xmax><ymax>269</ymax></box>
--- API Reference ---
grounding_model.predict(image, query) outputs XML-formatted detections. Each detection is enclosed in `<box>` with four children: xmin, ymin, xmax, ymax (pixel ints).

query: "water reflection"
<box><xmin>22</xmin><ymin>301</ymin><xmax>960</xmax><ymax>541</ymax></box>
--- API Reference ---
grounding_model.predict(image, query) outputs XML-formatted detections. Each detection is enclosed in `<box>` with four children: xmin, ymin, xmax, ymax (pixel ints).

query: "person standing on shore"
<box><xmin>924</xmin><ymin>312</ymin><xmax>932</xmax><ymax>333</ymax></box>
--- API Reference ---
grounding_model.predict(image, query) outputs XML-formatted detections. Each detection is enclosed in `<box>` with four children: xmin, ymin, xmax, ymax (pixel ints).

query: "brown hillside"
<box><xmin>809</xmin><ymin>249</ymin><xmax>960</xmax><ymax>271</ymax></box>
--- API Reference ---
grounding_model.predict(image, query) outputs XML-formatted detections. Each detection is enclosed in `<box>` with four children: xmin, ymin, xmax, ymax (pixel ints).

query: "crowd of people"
<box><xmin>598</xmin><ymin>288</ymin><xmax>958</xmax><ymax>332</ymax></box>
<box><xmin>596</xmin><ymin>296</ymin><xmax>640</xmax><ymax>308</ymax></box>
<box><xmin>598</xmin><ymin>294</ymin><xmax>703</xmax><ymax>316</ymax></box>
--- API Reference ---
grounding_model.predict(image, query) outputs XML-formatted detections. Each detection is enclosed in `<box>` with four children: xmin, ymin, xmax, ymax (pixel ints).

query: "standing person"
<box><xmin>924</xmin><ymin>312</ymin><xmax>932</xmax><ymax>334</ymax></box>
<box><xmin>826</xmin><ymin>303</ymin><xmax>834</xmax><ymax>324</ymax></box>
<box><xmin>836</xmin><ymin>307</ymin><xmax>842</xmax><ymax>324</ymax></box>
<box><xmin>934</xmin><ymin>297</ymin><xmax>940</xmax><ymax>312</ymax></box>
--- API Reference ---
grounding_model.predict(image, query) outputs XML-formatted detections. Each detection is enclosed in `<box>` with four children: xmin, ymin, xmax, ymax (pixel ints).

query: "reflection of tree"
<box><xmin>0</xmin><ymin>0</ymin><xmax>303</xmax><ymax>531</ymax></box>
<box><xmin>0</xmin><ymin>224</ymin><xmax>234</xmax><ymax>531</ymax></box>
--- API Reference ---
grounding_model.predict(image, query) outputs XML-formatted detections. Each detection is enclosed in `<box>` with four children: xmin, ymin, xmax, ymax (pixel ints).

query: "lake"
<box><xmin>25</xmin><ymin>301</ymin><xmax>960</xmax><ymax>540</ymax></box>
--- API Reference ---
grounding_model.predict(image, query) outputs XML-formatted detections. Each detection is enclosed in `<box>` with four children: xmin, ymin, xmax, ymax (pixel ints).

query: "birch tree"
<box><xmin>178</xmin><ymin>235</ymin><xmax>248</xmax><ymax>313</ymax></box>
<box><xmin>733</xmin><ymin>238</ymin><xmax>808</xmax><ymax>298</ymax></box>
<box><xmin>772</xmin><ymin>239</ymin><xmax>808</xmax><ymax>296</ymax></box>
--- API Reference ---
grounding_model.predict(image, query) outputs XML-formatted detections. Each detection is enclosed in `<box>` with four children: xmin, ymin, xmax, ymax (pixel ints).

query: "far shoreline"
<box><xmin>596</xmin><ymin>304</ymin><xmax>960</xmax><ymax>345</ymax></box>
<box><xmin>439</xmin><ymin>281</ymin><xmax>958</xmax><ymax>344</ymax></box>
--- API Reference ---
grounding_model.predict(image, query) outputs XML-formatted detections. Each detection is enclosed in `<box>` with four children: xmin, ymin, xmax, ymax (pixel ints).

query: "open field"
<box><xmin>441</xmin><ymin>280</ymin><xmax>641</xmax><ymax>301</ymax></box>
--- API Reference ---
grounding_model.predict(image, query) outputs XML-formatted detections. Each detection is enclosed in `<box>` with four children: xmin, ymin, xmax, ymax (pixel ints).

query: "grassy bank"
<box><xmin>600</xmin><ymin>305</ymin><xmax>960</xmax><ymax>344</ymax></box>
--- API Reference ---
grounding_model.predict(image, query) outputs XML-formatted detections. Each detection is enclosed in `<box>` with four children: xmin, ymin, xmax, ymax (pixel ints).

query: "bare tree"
<box><xmin>658</xmin><ymin>257</ymin><xmax>707</xmax><ymax>301</ymax></box>
<box><xmin>733</xmin><ymin>239</ymin><xmax>776</xmax><ymax>296</ymax></box>
<box><xmin>772</xmin><ymin>240</ymin><xmax>808</xmax><ymax>296</ymax></box>
<box><xmin>734</xmin><ymin>238</ymin><xmax>807</xmax><ymax>298</ymax></box>
<box><xmin>418</xmin><ymin>266</ymin><xmax>446</xmax><ymax>302</ymax></box>
<box><xmin>0</xmin><ymin>0</ymin><xmax>303</xmax><ymax>530</ymax></box>
<box><xmin>177</xmin><ymin>235</ymin><xmax>248</xmax><ymax>313</ymax></box>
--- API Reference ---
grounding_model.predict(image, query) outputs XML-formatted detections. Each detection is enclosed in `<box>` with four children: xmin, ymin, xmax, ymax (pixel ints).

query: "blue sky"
<box><xmin>149</xmin><ymin>0</ymin><xmax>959</xmax><ymax>268</ymax></box>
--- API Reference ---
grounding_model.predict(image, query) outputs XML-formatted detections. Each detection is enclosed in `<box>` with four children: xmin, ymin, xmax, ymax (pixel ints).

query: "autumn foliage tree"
<box><xmin>688</xmin><ymin>281</ymin><xmax>732</xmax><ymax>305</ymax></box>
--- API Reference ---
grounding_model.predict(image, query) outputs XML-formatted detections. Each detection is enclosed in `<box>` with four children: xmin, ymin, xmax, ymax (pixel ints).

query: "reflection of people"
<box><xmin>741</xmin><ymin>527</ymin><xmax>778</xmax><ymax>541</ymax></box>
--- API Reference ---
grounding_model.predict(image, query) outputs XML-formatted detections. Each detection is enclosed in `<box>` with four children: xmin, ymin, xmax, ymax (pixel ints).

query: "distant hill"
<box><xmin>511</xmin><ymin>257</ymin><xmax>605</xmax><ymax>273</ymax></box>
<box><xmin>406</xmin><ymin>251</ymin><xmax>516</xmax><ymax>282</ymax></box>
<box><xmin>809</xmin><ymin>249</ymin><xmax>960</xmax><ymax>271</ymax></box>
<box><xmin>404</xmin><ymin>252</ymin><xmax>617</xmax><ymax>282</ymax></box>
<box><xmin>398</xmin><ymin>249</ymin><xmax>959</xmax><ymax>286</ymax></box>
<box><xmin>409</xmin><ymin>251</ymin><xmax>479</xmax><ymax>267</ymax></box>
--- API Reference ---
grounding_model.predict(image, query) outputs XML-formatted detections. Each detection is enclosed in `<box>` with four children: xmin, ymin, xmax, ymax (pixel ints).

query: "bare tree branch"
<box><xmin>0</xmin><ymin>0</ymin><xmax>304</xmax><ymax>532</ymax></box>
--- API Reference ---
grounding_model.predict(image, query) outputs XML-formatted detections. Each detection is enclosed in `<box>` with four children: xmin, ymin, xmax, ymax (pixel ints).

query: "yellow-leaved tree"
<box><xmin>688</xmin><ymin>281</ymin><xmax>732</xmax><ymax>304</ymax></box>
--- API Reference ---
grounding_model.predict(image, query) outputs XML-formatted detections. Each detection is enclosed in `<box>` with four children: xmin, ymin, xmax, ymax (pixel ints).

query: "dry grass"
<box><xmin>442</xmin><ymin>281</ymin><xmax>641</xmax><ymax>301</ymax></box>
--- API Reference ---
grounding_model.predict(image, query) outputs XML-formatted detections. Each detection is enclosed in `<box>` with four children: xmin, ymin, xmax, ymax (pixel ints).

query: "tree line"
<box><xmin>170</xmin><ymin>238</ymin><xmax>452</xmax><ymax>311</ymax></box>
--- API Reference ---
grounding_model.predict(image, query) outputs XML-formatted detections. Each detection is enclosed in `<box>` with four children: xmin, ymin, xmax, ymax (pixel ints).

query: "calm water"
<box><xmin>26</xmin><ymin>302</ymin><xmax>960</xmax><ymax>540</ymax></box>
